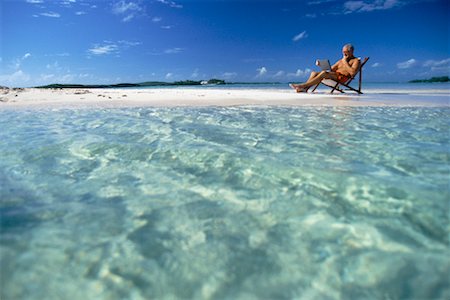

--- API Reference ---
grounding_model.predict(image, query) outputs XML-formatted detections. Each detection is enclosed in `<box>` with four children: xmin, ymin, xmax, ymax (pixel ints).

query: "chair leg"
<box><xmin>358</xmin><ymin>69</ymin><xmax>362</xmax><ymax>93</ymax></box>
<box><xmin>340</xmin><ymin>83</ymin><xmax>363</xmax><ymax>94</ymax></box>
<box><xmin>330</xmin><ymin>83</ymin><xmax>344</xmax><ymax>93</ymax></box>
<box><xmin>311</xmin><ymin>83</ymin><xmax>320</xmax><ymax>92</ymax></box>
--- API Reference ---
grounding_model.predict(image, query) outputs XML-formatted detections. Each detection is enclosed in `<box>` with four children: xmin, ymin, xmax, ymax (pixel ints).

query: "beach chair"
<box><xmin>311</xmin><ymin>57</ymin><xmax>370</xmax><ymax>94</ymax></box>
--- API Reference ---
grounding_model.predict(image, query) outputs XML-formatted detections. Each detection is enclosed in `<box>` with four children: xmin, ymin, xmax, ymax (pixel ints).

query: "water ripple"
<box><xmin>1</xmin><ymin>106</ymin><xmax>449</xmax><ymax>299</ymax></box>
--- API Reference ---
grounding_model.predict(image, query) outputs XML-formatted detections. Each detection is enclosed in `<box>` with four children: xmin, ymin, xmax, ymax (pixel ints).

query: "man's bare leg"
<box><xmin>290</xmin><ymin>71</ymin><xmax>338</xmax><ymax>92</ymax></box>
<box><xmin>307</xmin><ymin>71</ymin><xmax>319</xmax><ymax>82</ymax></box>
<box><xmin>290</xmin><ymin>71</ymin><xmax>321</xmax><ymax>92</ymax></box>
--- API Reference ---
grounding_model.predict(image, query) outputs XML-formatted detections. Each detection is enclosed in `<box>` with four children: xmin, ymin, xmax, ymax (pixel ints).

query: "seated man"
<box><xmin>290</xmin><ymin>44</ymin><xmax>360</xmax><ymax>93</ymax></box>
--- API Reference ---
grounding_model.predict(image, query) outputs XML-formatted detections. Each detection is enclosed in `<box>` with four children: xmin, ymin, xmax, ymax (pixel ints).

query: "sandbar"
<box><xmin>0</xmin><ymin>87</ymin><xmax>448</xmax><ymax>109</ymax></box>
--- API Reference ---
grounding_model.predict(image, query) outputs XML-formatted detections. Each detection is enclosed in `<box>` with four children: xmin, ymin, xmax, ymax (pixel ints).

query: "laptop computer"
<box><xmin>316</xmin><ymin>59</ymin><xmax>331</xmax><ymax>71</ymax></box>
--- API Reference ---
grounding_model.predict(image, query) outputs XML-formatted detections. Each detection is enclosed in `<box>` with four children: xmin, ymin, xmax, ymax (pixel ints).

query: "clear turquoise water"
<box><xmin>1</xmin><ymin>106</ymin><xmax>449</xmax><ymax>300</ymax></box>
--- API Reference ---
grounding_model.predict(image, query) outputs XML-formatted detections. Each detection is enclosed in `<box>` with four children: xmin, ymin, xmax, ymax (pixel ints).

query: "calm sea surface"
<box><xmin>1</xmin><ymin>105</ymin><xmax>449</xmax><ymax>299</ymax></box>
<box><xmin>121</xmin><ymin>82</ymin><xmax>450</xmax><ymax>92</ymax></box>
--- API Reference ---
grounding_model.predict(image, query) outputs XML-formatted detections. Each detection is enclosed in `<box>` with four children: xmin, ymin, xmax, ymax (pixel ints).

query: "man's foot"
<box><xmin>289</xmin><ymin>83</ymin><xmax>299</xmax><ymax>90</ymax></box>
<box><xmin>289</xmin><ymin>84</ymin><xmax>308</xmax><ymax>93</ymax></box>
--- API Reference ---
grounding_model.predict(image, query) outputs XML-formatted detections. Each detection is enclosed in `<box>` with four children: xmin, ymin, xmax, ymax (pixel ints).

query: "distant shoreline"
<box><xmin>33</xmin><ymin>80</ymin><xmax>284</xmax><ymax>89</ymax></box>
<box><xmin>408</xmin><ymin>76</ymin><xmax>449</xmax><ymax>83</ymax></box>
<box><xmin>34</xmin><ymin>79</ymin><xmax>226</xmax><ymax>89</ymax></box>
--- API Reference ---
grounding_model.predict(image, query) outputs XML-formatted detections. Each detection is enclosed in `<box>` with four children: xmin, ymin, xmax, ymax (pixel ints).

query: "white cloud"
<box><xmin>147</xmin><ymin>47</ymin><xmax>184</xmax><ymax>56</ymax></box>
<box><xmin>37</xmin><ymin>72</ymin><xmax>93</xmax><ymax>85</ymax></box>
<box><xmin>75</xmin><ymin>11</ymin><xmax>86</xmax><ymax>15</ymax></box>
<box><xmin>0</xmin><ymin>70</ymin><xmax>31</xmax><ymax>87</ymax></box>
<box><xmin>59</xmin><ymin>74</ymin><xmax>76</xmax><ymax>83</ymax></box>
<box><xmin>164</xmin><ymin>47</ymin><xmax>183</xmax><ymax>54</ymax></box>
<box><xmin>87</xmin><ymin>40</ymin><xmax>140</xmax><ymax>56</ymax></box>
<box><xmin>40</xmin><ymin>12</ymin><xmax>61</xmax><ymax>18</ymax></box>
<box><xmin>26</xmin><ymin>0</ymin><xmax>44</xmax><ymax>3</ymax></box>
<box><xmin>44</xmin><ymin>52</ymin><xmax>70</xmax><ymax>57</ymax></box>
<box><xmin>397</xmin><ymin>58</ymin><xmax>417</xmax><ymax>69</ymax></box>
<box><xmin>343</xmin><ymin>0</ymin><xmax>401</xmax><ymax>13</ymax></box>
<box><xmin>40</xmin><ymin>74</ymin><xmax>56</xmax><ymax>81</ymax></box>
<box><xmin>152</xmin><ymin>17</ymin><xmax>162</xmax><ymax>22</ymax></box>
<box><xmin>222</xmin><ymin>72</ymin><xmax>237</xmax><ymax>79</ymax></box>
<box><xmin>118</xmin><ymin>40</ymin><xmax>142</xmax><ymax>47</ymax></box>
<box><xmin>191</xmin><ymin>69</ymin><xmax>200</xmax><ymax>78</ymax></box>
<box><xmin>46</xmin><ymin>61</ymin><xmax>59</xmax><ymax>70</ymax></box>
<box><xmin>422</xmin><ymin>58</ymin><xmax>450</xmax><ymax>73</ymax></box>
<box><xmin>423</xmin><ymin>58</ymin><xmax>450</xmax><ymax>68</ymax></box>
<box><xmin>256</xmin><ymin>67</ymin><xmax>267</xmax><ymax>77</ymax></box>
<box><xmin>288</xmin><ymin>68</ymin><xmax>312</xmax><ymax>78</ymax></box>
<box><xmin>293</xmin><ymin>31</ymin><xmax>308</xmax><ymax>42</ymax></box>
<box><xmin>11</xmin><ymin>53</ymin><xmax>32</xmax><ymax>70</ymax></box>
<box><xmin>274</xmin><ymin>71</ymin><xmax>285</xmax><ymax>77</ymax></box>
<box><xmin>79</xmin><ymin>73</ymin><xmax>92</xmax><ymax>79</ymax></box>
<box><xmin>344</xmin><ymin>1</ymin><xmax>367</xmax><ymax>12</ymax></box>
<box><xmin>165</xmin><ymin>73</ymin><xmax>173</xmax><ymax>79</ymax></box>
<box><xmin>157</xmin><ymin>0</ymin><xmax>183</xmax><ymax>9</ymax></box>
<box><xmin>371</xmin><ymin>62</ymin><xmax>381</xmax><ymax>67</ymax></box>
<box><xmin>88</xmin><ymin>44</ymin><xmax>119</xmax><ymax>55</ymax></box>
<box><xmin>60</xmin><ymin>0</ymin><xmax>77</xmax><ymax>7</ymax></box>
<box><xmin>122</xmin><ymin>14</ymin><xmax>135</xmax><ymax>22</ymax></box>
<box><xmin>161</xmin><ymin>25</ymin><xmax>173</xmax><ymax>29</ymax></box>
<box><xmin>308</xmin><ymin>0</ymin><xmax>337</xmax><ymax>5</ymax></box>
<box><xmin>112</xmin><ymin>1</ymin><xmax>143</xmax><ymax>22</ymax></box>
<box><xmin>112</xmin><ymin>1</ymin><xmax>141</xmax><ymax>14</ymax></box>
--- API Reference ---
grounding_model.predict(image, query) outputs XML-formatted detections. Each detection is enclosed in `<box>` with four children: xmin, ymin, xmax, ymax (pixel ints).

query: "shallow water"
<box><xmin>1</xmin><ymin>106</ymin><xmax>449</xmax><ymax>300</ymax></box>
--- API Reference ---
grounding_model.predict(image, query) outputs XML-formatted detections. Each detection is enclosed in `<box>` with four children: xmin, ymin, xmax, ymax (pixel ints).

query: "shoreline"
<box><xmin>0</xmin><ymin>87</ymin><xmax>449</xmax><ymax>109</ymax></box>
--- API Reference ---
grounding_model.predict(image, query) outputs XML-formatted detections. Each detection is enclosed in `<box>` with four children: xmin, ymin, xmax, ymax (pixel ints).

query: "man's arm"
<box><xmin>331</xmin><ymin>61</ymin><xmax>340</xmax><ymax>72</ymax></box>
<box><xmin>342</xmin><ymin>58</ymin><xmax>360</xmax><ymax>77</ymax></box>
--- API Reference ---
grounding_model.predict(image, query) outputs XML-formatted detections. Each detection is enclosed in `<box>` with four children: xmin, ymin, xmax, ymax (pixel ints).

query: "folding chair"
<box><xmin>311</xmin><ymin>57</ymin><xmax>370</xmax><ymax>94</ymax></box>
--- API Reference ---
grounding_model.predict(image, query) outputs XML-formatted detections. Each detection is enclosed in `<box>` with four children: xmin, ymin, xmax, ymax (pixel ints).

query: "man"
<box><xmin>290</xmin><ymin>44</ymin><xmax>360</xmax><ymax>93</ymax></box>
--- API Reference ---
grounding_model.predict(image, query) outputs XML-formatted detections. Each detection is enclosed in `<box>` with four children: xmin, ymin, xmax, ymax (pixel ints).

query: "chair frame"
<box><xmin>311</xmin><ymin>57</ymin><xmax>370</xmax><ymax>94</ymax></box>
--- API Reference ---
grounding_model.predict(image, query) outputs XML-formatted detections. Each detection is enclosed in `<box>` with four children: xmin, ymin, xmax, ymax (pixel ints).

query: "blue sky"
<box><xmin>1</xmin><ymin>0</ymin><xmax>449</xmax><ymax>87</ymax></box>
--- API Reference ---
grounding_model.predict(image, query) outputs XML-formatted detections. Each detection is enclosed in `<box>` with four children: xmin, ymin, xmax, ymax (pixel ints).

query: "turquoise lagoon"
<box><xmin>1</xmin><ymin>104</ymin><xmax>449</xmax><ymax>299</ymax></box>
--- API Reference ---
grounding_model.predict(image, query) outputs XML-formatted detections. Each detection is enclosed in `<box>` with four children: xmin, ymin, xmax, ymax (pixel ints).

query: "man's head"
<box><xmin>342</xmin><ymin>44</ymin><xmax>354</xmax><ymax>57</ymax></box>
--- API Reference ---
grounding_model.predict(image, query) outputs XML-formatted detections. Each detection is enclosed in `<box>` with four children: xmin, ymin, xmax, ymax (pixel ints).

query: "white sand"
<box><xmin>0</xmin><ymin>87</ymin><xmax>448</xmax><ymax>109</ymax></box>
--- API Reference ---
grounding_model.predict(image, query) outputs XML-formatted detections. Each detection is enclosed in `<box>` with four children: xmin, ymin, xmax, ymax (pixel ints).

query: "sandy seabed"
<box><xmin>0</xmin><ymin>87</ymin><xmax>448</xmax><ymax>109</ymax></box>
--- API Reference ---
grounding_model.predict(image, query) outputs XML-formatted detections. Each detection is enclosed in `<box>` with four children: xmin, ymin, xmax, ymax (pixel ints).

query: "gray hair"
<box><xmin>344</xmin><ymin>44</ymin><xmax>354</xmax><ymax>52</ymax></box>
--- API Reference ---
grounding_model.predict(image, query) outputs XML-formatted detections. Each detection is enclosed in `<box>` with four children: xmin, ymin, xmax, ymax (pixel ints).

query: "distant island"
<box><xmin>409</xmin><ymin>76</ymin><xmax>449</xmax><ymax>83</ymax></box>
<box><xmin>36</xmin><ymin>78</ymin><xmax>226</xmax><ymax>89</ymax></box>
